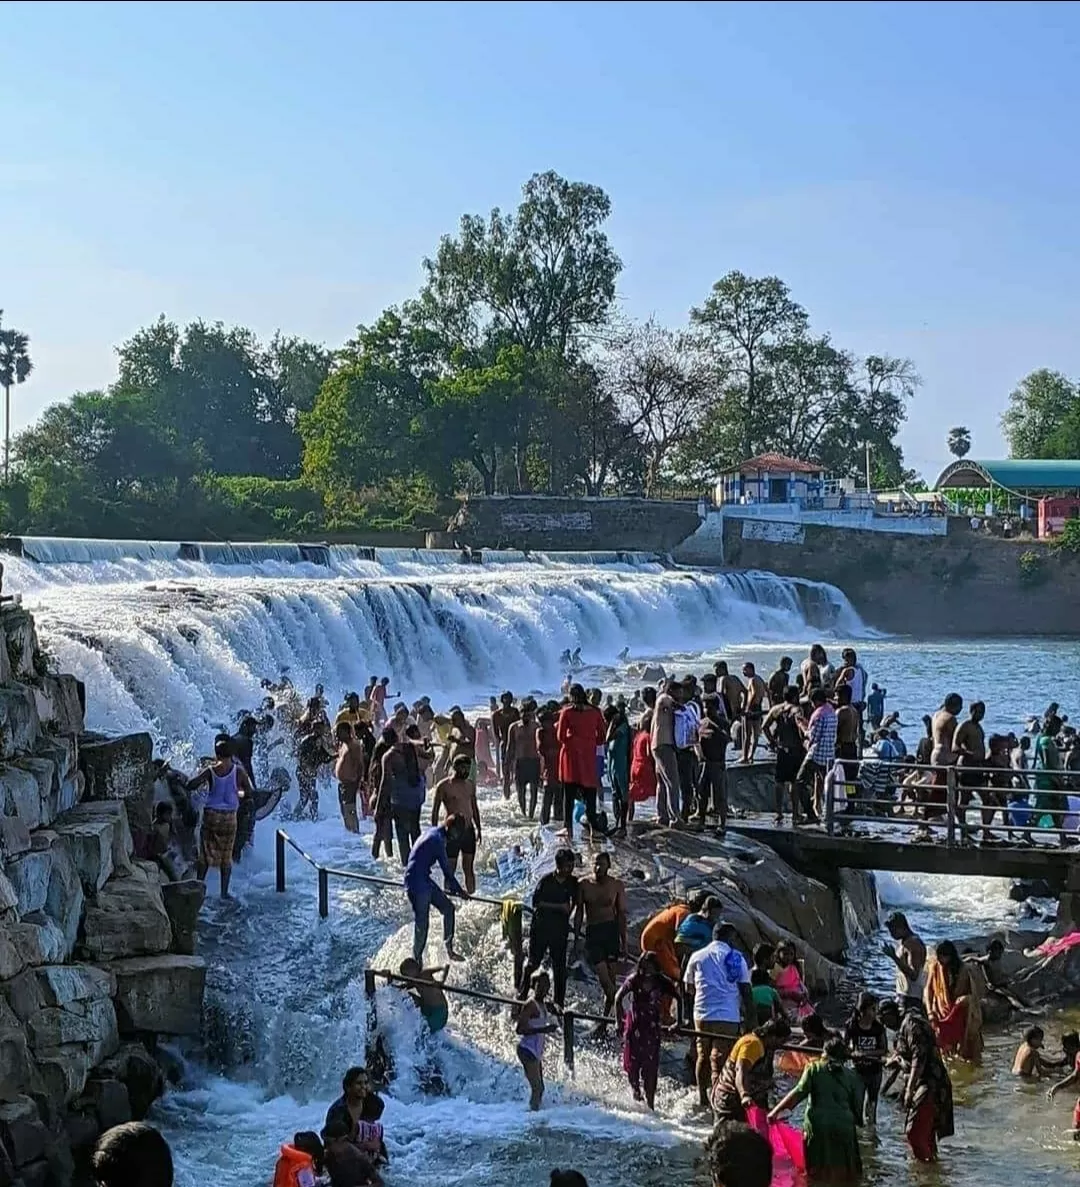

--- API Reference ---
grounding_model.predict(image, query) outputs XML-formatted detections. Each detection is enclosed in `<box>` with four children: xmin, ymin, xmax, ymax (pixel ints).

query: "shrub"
<box><xmin>1018</xmin><ymin>549</ymin><xmax>1047</xmax><ymax>586</ymax></box>
<box><xmin>1050</xmin><ymin>517</ymin><xmax>1080</xmax><ymax>555</ymax></box>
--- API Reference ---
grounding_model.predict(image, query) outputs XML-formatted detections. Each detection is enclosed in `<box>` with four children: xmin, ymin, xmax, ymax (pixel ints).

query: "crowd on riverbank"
<box><xmin>163</xmin><ymin>650</ymin><xmax>1080</xmax><ymax>1185</ymax></box>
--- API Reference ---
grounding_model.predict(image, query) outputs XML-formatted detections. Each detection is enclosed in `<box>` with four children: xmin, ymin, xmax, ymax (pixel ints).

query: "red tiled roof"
<box><xmin>726</xmin><ymin>452</ymin><xmax>822</xmax><ymax>475</ymax></box>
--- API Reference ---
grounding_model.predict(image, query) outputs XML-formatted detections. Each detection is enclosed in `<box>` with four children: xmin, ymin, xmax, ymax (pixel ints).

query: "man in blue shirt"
<box><xmin>404</xmin><ymin>815</ymin><xmax>470</xmax><ymax>963</ymax></box>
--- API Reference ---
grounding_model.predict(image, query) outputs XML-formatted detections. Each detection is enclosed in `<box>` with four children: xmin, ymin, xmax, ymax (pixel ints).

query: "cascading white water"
<box><xmin>5</xmin><ymin>539</ymin><xmax>867</xmax><ymax>758</ymax></box>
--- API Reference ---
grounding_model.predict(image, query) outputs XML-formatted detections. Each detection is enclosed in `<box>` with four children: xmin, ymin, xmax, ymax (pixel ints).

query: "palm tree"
<box><xmin>0</xmin><ymin>312</ymin><xmax>33</xmax><ymax>483</ymax></box>
<box><xmin>947</xmin><ymin>426</ymin><xmax>971</xmax><ymax>459</ymax></box>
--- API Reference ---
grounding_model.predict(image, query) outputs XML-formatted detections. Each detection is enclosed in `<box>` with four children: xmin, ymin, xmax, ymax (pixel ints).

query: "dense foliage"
<box><xmin>1001</xmin><ymin>369</ymin><xmax>1080</xmax><ymax>460</ymax></box>
<box><xmin>8</xmin><ymin>171</ymin><xmax>924</xmax><ymax>538</ymax></box>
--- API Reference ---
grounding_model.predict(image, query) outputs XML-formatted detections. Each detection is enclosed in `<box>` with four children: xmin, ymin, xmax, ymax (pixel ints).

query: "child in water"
<box><xmin>773</xmin><ymin>941</ymin><xmax>813</xmax><ymax>1019</ymax></box>
<box><xmin>398</xmin><ymin>958</ymin><xmax>450</xmax><ymax>1034</ymax></box>
<box><xmin>1047</xmin><ymin>1030</ymin><xmax>1080</xmax><ymax>1138</ymax></box>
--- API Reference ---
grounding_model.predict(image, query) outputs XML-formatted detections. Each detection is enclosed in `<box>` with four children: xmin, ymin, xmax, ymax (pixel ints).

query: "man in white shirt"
<box><xmin>683</xmin><ymin>921</ymin><xmax>753</xmax><ymax>1109</ymax></box>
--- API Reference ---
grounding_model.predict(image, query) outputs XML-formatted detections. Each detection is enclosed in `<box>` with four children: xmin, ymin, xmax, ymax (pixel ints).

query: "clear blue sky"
<box><xmin>5</xmin><ymin>0</ymin><xmax>1080</xmax><ymax>481</ymax></box>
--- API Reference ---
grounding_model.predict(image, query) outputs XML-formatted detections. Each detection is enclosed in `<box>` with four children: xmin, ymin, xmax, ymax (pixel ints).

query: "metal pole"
<box><xmin>563</xmin><ymin>1011</ymin><xmax>575</xmax><ymax>1073</ymax></box>
<box><xmin>824</xmin><ymin>769</ymin><xmax>835</xmax><ymax>836</ymax></box>
<box><xmin>275</xmin><ymin>829</ymin><xmax>286</xmax><ymax>893</ymax></box>
<box><xmin>946</xmin><ymin>768</ymin><xmax>957</xmax><ymax>847</ymax></box>
<box><xmin>318</xmin><ymin>866</ymin><xmax>329</xmax><ymax>919</ymax></box>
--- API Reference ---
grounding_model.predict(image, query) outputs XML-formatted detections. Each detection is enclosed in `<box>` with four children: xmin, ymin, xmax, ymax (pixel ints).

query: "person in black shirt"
<box><xmin>230</xmin><ymin>717</ymin><xmax>259</xmax><ymax>860</ymax></box>
<box><xmin>844</xmin><ymin>992</ymin><xmax>888</xmax><ymax>1125</ymax></box>
<box><xmin>695</xmin><ymin>694</ymin><xmax>731</xmax><ymax>832</ymax></box>
<box><xmin>519</xmin><ymin>847</ymin><xmax>579</xmax><ymax>1008</ymax></box>
<box><xmin>295</xmin><ymin>722</ymin><xmax>335</xmax><ymax>821</ymax></box>
<box><xmin>768</xmin><ymin>657</ymin><xmax>793</xmax><ymax>706</ymax></box>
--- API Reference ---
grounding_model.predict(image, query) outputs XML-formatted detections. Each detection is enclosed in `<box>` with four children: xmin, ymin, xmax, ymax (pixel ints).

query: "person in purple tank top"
<box><xmin>187</xmin><ymin>736</ymin><xmax>253</xmax><ymax>899</ymax></box>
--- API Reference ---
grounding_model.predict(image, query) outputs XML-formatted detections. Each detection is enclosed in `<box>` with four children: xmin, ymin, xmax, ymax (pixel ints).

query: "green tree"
<box><xmin>418</xmin><ymin>171</ymin><xmax>622</xmax><ymax>359</ymax></box>
<box><xmin>1001</xmin><ymin>369</ymin><xmax>1078</xmax><ymax>458</ymax></box>
<box><xmin>690</xmin><ymin>272</ymin><xmax>809</xmax><ymax>459</ymax></box>
<box><xmin>0</xmin><ymin>311</ymin><xmax>33</xmax><ymax>483</ymax></box>
<box><xmin>947</xmin><ymin>426</ymin><xmax>972</xmax><ymax>458</ymax></box>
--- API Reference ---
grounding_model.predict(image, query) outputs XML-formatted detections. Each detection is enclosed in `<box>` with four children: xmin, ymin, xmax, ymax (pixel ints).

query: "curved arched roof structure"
<box><xmin>934</xmin><ymin>458</ymin><xmax>1080</xmax><ymax>492</ymax></box>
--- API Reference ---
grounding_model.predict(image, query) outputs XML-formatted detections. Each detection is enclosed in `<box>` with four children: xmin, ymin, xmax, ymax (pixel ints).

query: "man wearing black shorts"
<box><xmin>763</xmin><ymin>687</ymin><xmax>809</xmax><ymax>826</ymax></box>
<box><xmin>574</xmin><ymin>852</ymin><xmax>627</xmax><ymax>1020</ymax></box>
<box><xmin>520</xmin><ymin>848</ymin><xmax>579</xmax><ymax>1008</ymax></box>
<box><xmin>431</xmin><ymin>755</ymin><xmax>482</xmax><ymax>894</ymax></box>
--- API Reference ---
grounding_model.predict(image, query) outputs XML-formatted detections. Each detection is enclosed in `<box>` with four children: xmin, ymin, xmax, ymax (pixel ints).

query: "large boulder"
<box><xmin>0</xmin><ymin>916</ymin><xmax>68</xmax><ymax>980</ymax></box>
<box><xmin>33</xmin><ymin>675</ymin><xmax>85</xmax><ymax>737</ymax></box>
<box><xmin>3</xmin><ymin>965</ymin><xmax>116</xmax><ymax>1025</ymax></box>
<box><xmin>0</xmin><ymin>687</ymin><xmax>41</xmax><ymax>760</ymax></box>
<box><xmin>43</xmin><ymin>835</ymin><xmax>84</xmax><ymax>958</ymax></box>
<box><xmin>57</xmin><ymin>802</ymin><xmax>133</xmax><ymax>878</ymax></box>
<box><xmin>0</xmin><ymin>869</ymin><xmax>17</xmax><ymax>915</ymax></box>
<box><xmin>0</xmin><ymin>765</ymin><xmax>45</xmax><ymax>831</ymax></box>
<box><xmin>80</xmin><ymin>872</ymin><xmax>172</xmax><ymax>962</ymax></box>
<box><xmin>107</xmin><ymin>955</ymin><xmax>206</xmax><ymax>1036</ymax></box>
<box><xmin>161</xmin><ymin>880</ymin><xmax>206</xmax><ymax>955</ymax></box>
<box><xmin>52</xmin><ymin>815</ymin><xmax>115</xmax><ymax>894</ymax></box>
<box><xmin>0</xmin><ymin>997</ymin><xmax>32</xmax><ymax>1101</ymax></box>
<box><xmin>78</xmin><ymin>734</ymin><xmax>153</xmax><ymax>804</ymax></box>
<box><xmin>24</xmin><ymin>994</ymin><xmax>118</xmax><ymax>1062</ymax></box>
<box><xmin>0</xmin><ymin>606</ymin><xmax>40</xmax><ymax>680</ymax></box>
<box><xmin>0</xmin><ymin>816</ymin><xmax>31</xmax><ymax>861</ymax></box>
<box><xmin>0</xmin><ymin>1095</ymin><xmax>47</xmax><ymax>1169</ymax></box>
<box><xmin>94</xmin><ymin>1043</ymin><xmax>164</xmax><ymax>1119</ymax></box>
<box><xmin>4</xmin><ymin>847</ymin><xmax>52</xmax><ymax>916</ymax></box>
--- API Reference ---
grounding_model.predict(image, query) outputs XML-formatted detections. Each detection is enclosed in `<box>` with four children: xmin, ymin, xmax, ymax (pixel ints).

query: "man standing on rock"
<box><xmin>768</xmin><ymin>657</ymin><xmax>793</xmax><ymax>707</ymax></box>
<box><xmin>651</xmin><ymin>678</ymin><xmax>681</xmax><ymax>827</ymax></box>
<box><xmin>507</xmin><ymin>699</ymin><xmax>541</xmax><ymax>819</ymax></box>
<box><xmin>740</xmin><ymin>663</ymin><xmax>768</xmax><ymax>764</ymax></box>
<box><xmin>431</xmin><ymin>754</ymin><xmax>482</xmax><ymax>895</ymax></box>
<box><xmin>492</xmin><ymin>691</ymin><xmax>520</xmax><ymax>800</ymax></box>
<box><xmin>764</xmin><ymin>688</ymin><xmax>809</xmax><ymax>826</ymax></box>
<box><xmin>187</xmin><ymin>736</ymin><xmax>253</xmax><ymax>899</ymax></box>
<box><xmin>574</xmin><ymin>852</ymin><xmax>628</xmax><ymax>1022</ymax></box>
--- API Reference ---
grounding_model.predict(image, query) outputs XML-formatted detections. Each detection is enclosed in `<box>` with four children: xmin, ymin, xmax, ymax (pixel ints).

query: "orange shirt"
<box><xmin>640</xmin><ymin>904</ymin><xmax>692</xmax><ymax>953</ymax></box>
<box><xmin>273</xmin><ymin>1146</ymin><xmax>316</xmax><ymax>1187</ymax></box>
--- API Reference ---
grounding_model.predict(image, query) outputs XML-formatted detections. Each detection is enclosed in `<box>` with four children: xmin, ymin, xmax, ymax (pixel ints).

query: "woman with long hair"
<box><xmin>614</xmin><ymin>952</ymin><xmax>678</xmax><ymax>1109</ymax></box>
<box><xmin>923</xmin><ymin>940</ymin><xmax>983</xmax><ymax>1061</ymax></box>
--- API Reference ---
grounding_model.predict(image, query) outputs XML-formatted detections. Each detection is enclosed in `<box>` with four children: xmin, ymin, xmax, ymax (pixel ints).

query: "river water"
<box><xmin>5</xmin><ymin>541</ymin><xmax>1078</xmax><ymax>1186</ymax></box>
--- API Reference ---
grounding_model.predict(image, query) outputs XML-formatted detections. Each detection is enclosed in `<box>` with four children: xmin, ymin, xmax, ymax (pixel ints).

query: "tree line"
<box><xmin>4</xmin><ymin>171</ymin><xmax>924</xmax><ymax>539</ymax></box>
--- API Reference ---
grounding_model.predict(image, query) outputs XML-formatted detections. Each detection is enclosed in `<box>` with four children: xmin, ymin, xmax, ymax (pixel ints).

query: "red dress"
<box><xmin>629</xmin><ymin>729</ymin><xmax>657</xmax><ymax>803</ymax></box>
<box><xmin>556</xmin><ymin>705</ymin><xmax>606</xmax><ymax>788</ymax></box>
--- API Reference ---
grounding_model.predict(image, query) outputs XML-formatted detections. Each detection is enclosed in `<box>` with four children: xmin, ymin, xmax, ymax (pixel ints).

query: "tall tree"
<box><xmin>1001</xmin><ymin>369</ymin><xmax>1079</xmax><ymax>458</ymax></box>
<box><xmin>690</xmin><ymin>272</ymin><xmax>808</xmax><ymax>459</ymax></box>
<box><xmin>607</xmin><ymin>319</ymin><xmax>715</xmax><ymax>495</ymax></box>
<box><xmin>418</xmin><ymin>171</ymin><xmax>622</xmax><ymax>358</ymax></box>
<box><xmin>756</xmin><ymin>335</ymin><xmax>856</xmax><ymax>461</ymax></box>
<box><xmin>0</xmin><ymin>312</ymin><xmax>33</xmax><ymax>483</ymax></box>
<box><xmin>947</xmin><ymin>426</ymin><xmax>972</xmax><ymax>458</ymax></box>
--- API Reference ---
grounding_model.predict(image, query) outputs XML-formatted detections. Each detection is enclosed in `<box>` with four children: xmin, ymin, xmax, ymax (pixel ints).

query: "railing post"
<box><xmin>946</xmin><ymin>767</ymin><xmax>957</xmax><ymax>847</ymax></box>
<box><xmin>275</xmin><ymin>830</ymin><xmax>286</xmax><ymax>893</ymax></box>
<box><xmin>562</xmin><ymin>1011</ymin><xmax>575</xmax><ymax>1073</ymax></box>
<box><xmin>824</xmin><ymin>767</ymin><xmax>835</xmax><ymax>836</ymax></box>
<box><xmin>318</xmin><ymin>866</ymin><xmax>329</xmax><ymax>919</ymax></box>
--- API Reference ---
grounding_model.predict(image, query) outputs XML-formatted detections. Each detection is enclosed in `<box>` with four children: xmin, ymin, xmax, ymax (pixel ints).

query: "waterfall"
<box><xmin>6</xmin><ymin>539</ymin><xmax>868</xmax><ymax>757</ymax></box>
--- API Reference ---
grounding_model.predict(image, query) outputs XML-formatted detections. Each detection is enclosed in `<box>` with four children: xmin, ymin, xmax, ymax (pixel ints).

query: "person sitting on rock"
<box><xmin>91</xmin><ymin>1123</ymin><xmax>174</xmax><ymax>1187</ymax></box>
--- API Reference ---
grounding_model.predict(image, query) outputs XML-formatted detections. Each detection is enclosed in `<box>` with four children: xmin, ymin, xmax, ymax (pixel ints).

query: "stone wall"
<box><xmin>710</xmin><ymin>517</ymin><xmax>1080</xmax><ymax>636</ymax></box>
<box><xmin>0</xmin><ymin>602</ymin><xmax>206</xmax><ymax>1187</ymax></box>
<box><xmin>448</xmin><ymin>495</ymin><xmax>702</xmax><ymax>553</ymax></box>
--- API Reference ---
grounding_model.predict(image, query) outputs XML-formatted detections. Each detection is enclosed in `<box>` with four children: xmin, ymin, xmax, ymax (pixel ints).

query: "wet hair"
<box><xmin>987</xmin><ymin>939</ymin><xmax>1005</xmax><ymax>958</ymax></box>
<box><xmin>715</xmin><ymin>661</ymin><xmax>729</xmax><ymax>676</ymax></box>
<box><xmin>836</xmin><ymin>684</ymin><xmax>853</xmax><ymax>706</ymax></box>
<box><xmin>1024</xmin><ymin>1026</ymin><xmax>1045</xmax><ymax>1045</ymax></box>
<box><xmin>501</xmin><ymin>690</ymin><xmax>514</xmax><ymax>703</ymax></box>
<box><xmin>380</xmin><ymin>726</ymin><xmax>397</xmax><ymax>746</ymax></box>
<box><xmin>555</xmin><ymin>847</ymin><xmax>576</xmax><ymax>869</ymax></box>
<box><xmin>757</xmin><ymin>1017</ymin><xmax>792</xmax><ymax>1042</ymax></box>
<box><xmin>943</xmin><ymin>693</ymin><xmax>963</xmax><ymax>714</ymax></box>
<box><xmin>336</xmin><ymin>721</ymin><xmax>354</xmax><ymax>741</ymax></box>
<box><xmin>687</xmin><ymin>889</ymin><xmax>711</xmax><ymax>913</ymax></box>
<box><xmin>970</xmin><ymin>700</ymin><xmax>986</xmax><ymax>717</ymax></box>
<box><xmin>857</xmin><ymin>991</ymin><xmax>878</xmax><ymax>1013</ymax></box>
<box><xmin>780</xmin><ymin>656</ymin><xmax>793</xmax><ymax>669</ymax></box>
<box><xmin>935</xmin><ymin>940</ymin><xmax>961</xmax><ymax>972</ymax></box>
<box><xmin>323</xmin><ymin>1117</ymin><xmax>351</xmax><ymax>1142</ymax></box>
<box><xmin>706</xmin><ymin>1121</ymin><xmax>771</xmax><ymax>1187</ymax></box>
<box><xmin>802</xmin><ymin>1013</ymin><xmax>827</xmax><ymax>1039</ymax></box>
<box><xmin>292</xmin><ymin>1131</ymin><xmax>324</xmax><ymax>1173</ymax></box>
<box><xmin>569</xmin><ymin>683</ymin><xmax>587</xmax><ymax>706</ymax></box>
<box><xmin>342</xmin><ymin>1065</ymin><xmax>367</xmax><ymax>1092</ymax></box>
<box><xmin>810</xmin><ymin>688</ymin><xmax>827</xmax><ymax>706</ymax></box>
<box><xmin>823</xmin><ymin>1038</ymin><xmax>849</xmax><ymax>1063</ymax></box>
<box><xmin>784</xmin><ymin>686</ymin><xmax>800</xmax><ymax>705</ymax></box>
<box><xmin>91</xmin><ymin>1123</ymin><xmax>174</xmax><ymax>1187</ymax></box>
<box><xmin>750</xmin><ymin>968</ymin><xmax>772</xmax><ymax>987</ymax></box>
<box><xmin>213</xmin><ymin>737</ymin><xmax>232</xmax><ymax>759</ymax></box>
<box><xmin>743</xmin><ymin>662</ymin><xmax>756</xmax><ymax>675</ymax></box>
<box><xmin>550</xmin><ymin>1172</ymin><xmax>589</xmax><ymax>1187</ymax></box>
<box><xmin>1045</xmin><ymin>714</ymin><xmax>1063</xmax><ymax>736</ymax></box>
<box><xmin>752</xmin><ymin>942</ymin><xmax>775</xmax><ymax>968</ymax></box>
<box><xmin>1062</xmin><ymin>1031</ymin><xmax>1080</xmax><ymax>1053</ymax></box>
<box><xmin>346</xmin><ymin>691</ymin><xmax>360</xmax><ymax>705</ymax></box>
<box><xmin>642</xmin><ymin>687</ymin><xmax>657</xmax><ymax>707</ymax></box>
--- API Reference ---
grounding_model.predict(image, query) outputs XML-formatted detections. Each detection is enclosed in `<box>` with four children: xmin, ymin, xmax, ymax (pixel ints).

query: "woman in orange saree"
<box><xmin>923</xmin><ymin>940</ymin><xmax>983</xmax><ymax>1061</ymax></box>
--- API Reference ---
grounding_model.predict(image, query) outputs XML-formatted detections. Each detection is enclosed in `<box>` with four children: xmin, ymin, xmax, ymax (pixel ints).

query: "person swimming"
<box><xmin>399</xmin><ymin>958</ymin><xmax>450</xmax><ymax>1034</ymax></box>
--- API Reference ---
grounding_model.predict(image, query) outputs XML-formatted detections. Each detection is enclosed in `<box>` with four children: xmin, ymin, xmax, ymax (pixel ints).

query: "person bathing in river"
<box><xmin>574</xmin><ymin>852</ymin><xmax>628</xmax><ymax>1022</ymax></box>
<box><xmin>187</xmin><ymin>736</ymin><xmax>252</xmax><ymax>899</ymax></box>
<box><xmin>879</xmin><ymin>999</ymin><xmax>954</xmax><ymax>1163</ymax></box>
<box><xmin>773</xmin><ymin>941</ymin><xmax>812</xmax><ymax>1019</ymax></box>
<box><xmin>1011</xmin><ymin>1026</ymin><xmax>1067</xmax><ymax>1079</ymax></box>
<box><xmin>557</xmin><ymin>684</ymin><xmax>608</xmax><ymax>838</ymax></box>
<box><xmin>614</xmin><ymin>952</ymin><xmax>678</xmax><ymax>1109</ymax></box>
<box><xmin>431</xmin><ymin>754</ymin><xmax>482</xmax><ymax>895</ymax></box>
<box><xmin>492</xmin><ymin>691</ymin><xmax>520</xmax><ymax>800</ymax></box>
<box><xmin>335</xmin><ymin>722</ymin><xmax>367</xmax><ymax>833</ymax></box>
<box><xmin>1046</xmin><ymin>1030</ymin><xmax>1080</xmax><ymax>1134</ymax></box>
<box><xmin>882</xmin><ymin>912</ymin><xmax>927</xmax><ymax>1009</ymax></box>
<box><xmin>404</xmin><ymin>815</ymin><xmax>470</xmax><ymax>964</ymax></box>
<box><xmin>507</xmin><ymin>698</ymin><xmax>541</xmax><ymax>820</ymax></box>
<box><xmin>517</xmin><ymin>971</ymin><xmax>560</xmax><ymax>1111</ymax></box>
<box><xmin>711</xmin><ymin>1018</ymin><xmax>791</xmax><ymax>1123</ymax></box>
<box><xmin>605</xmin><ymin>699</ymin><xmax>632</xmax><ymax>836</ymax></box>
<box><xmin>924</xmin><ymin>939</ymin><xmax>984</xmax><ymax>1061</ymax></box>
<box><xmin>295</xmin><ymin>718</ymin><xmax>335</xmax><ymax>822</ymax></box>
<box><xmin>398</xmin><ymin>957</ymin><xmax>450</xmax><ymax>1034</ymax></box>
<box><xmin>844</xmin><ymin>992</ymin><xmax>888</xmax><ymax>1125</ymax></box>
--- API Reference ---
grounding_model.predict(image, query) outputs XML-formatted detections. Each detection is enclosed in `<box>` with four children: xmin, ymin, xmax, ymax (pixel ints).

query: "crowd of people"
<box><xmin>165</xmin><ymin>653</ymin><xmax>1080</xmax><ymax>1184</ymax></box>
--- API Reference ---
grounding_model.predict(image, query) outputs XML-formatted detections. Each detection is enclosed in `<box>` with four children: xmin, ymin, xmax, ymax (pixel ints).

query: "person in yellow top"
<box><xmin>711</xmin><ymin>1018</ymin><xmax>791</xmax><ymax>1122</ymax></box>
<box><xmin>334</xmin><ymin>691</ymin><xmax>371</xmax><ymax>732</ymax></box>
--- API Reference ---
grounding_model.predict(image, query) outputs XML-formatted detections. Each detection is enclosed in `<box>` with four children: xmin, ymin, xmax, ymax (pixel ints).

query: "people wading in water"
<box><xmin>517</xmin><ymin>971</ymin><xmax>559</xmax><ymax>1111</ymax></box>
<box><xmin>187</xmin><ymin>735</ymin><xmax>253</xmax><ymax>899</ymax></box>
<box><xmin>574</xmin><ymin>852</ymin><xmax>628</xmax><ymax>1024</ymax></box>
<box><xmin>507</xmin><ymin>698</ymin><xmax>541</xmax><ymax>820</ymax></box>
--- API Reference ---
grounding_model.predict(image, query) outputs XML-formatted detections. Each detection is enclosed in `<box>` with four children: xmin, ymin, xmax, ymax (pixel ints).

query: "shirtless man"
<box><xmin>573</xmin><ymin>852</ymin><xmax>628</xmax><ymax>1020</ymax></box>
<box><xmin>800</xmin><ymin>644</ymin><xmax>827</xmax><ymax>695</ymax></box>
<box><xmin>334</xmin><ymin>721</ymin><xmax>367</xmax><ymax>833</ymax></box>
<box><xmin>923</xmin><ymin>692</ymin><xmax>964</xmax><ymax>837</ymax></box>
<box><xmin>954</xmin><ymin>701</ymin><xmax>987</xmax><ymax>838</ymax></box>
<box><xmin>491</xmin><ymin>691</ymin><xmax>520</xmax><ymax>800</ymax></box>
<box><xmin>881</xmin><ymin>911</ymin><xmax>927</xmax><ymax>1007</ymax></box>
<box><xmin>447</xmin><ymin>707</ymin><xmax>477</xmax><ymax>772</ymax></box>
<box><xmin>835</xmin><ymin>685</ymin><xmax>861</xmax><ymax>814</ymax></box>
<box><xmin>507</xmin><ymin>699</ymin><xmax>541</xmax><ymax>819</ymax></box>
<box><xmin>431</xmin><ymin>755</ymin><xmax>482</xmax><ymax>894</ymax></box>
<box><xmin>740</xmin><ymin>663</ymin><xmax>768</xmax><ymax>764</ymax></box>
<box><xmin>715</xmin><ymin>662</ymin><xmax>744</xmax><ymax>727</ymax></box>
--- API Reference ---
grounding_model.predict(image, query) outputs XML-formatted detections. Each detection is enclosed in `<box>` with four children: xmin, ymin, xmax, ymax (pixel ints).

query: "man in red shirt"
<box><xmin>556</xmin><ymin>684</ymin><xmax>608</xmax><ymax>840</ymax></box>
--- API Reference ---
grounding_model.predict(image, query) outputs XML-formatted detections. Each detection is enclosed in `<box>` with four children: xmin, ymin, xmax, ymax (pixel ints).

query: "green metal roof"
<box><xmin>935</xmin><ymin>458</ymin><xmax>1080</xmax><ymax>491</ymax></box>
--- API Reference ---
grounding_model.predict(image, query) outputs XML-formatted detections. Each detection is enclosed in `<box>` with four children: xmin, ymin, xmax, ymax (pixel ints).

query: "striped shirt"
<box><xmin>807</xmin><ymin>704</ymin><xmax>838</xmax><ymax>765</ymax></box>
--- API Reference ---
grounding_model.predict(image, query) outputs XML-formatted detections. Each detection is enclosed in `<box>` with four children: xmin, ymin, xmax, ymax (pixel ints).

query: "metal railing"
<box><xmin>274</xmin><ymin>829</ymin><xmax>530</xmax><ymax>919</ymax></box>
<box><xmin>808</xmin><ymin>757</ymin><xmax>1080</xmax><ymax>846</ymax></box>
